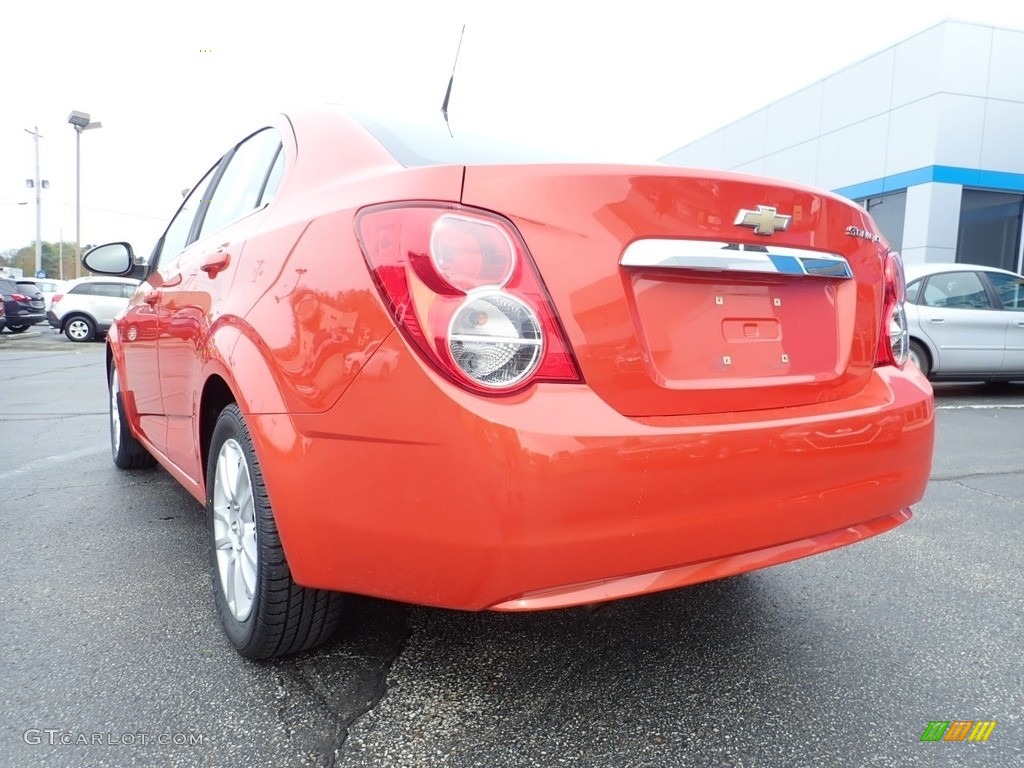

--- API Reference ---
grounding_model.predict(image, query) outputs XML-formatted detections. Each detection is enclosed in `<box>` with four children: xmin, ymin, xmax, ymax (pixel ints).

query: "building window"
<box><xmin>864</xmin><ymin>192</ymin><xmax>906</xmax><ymax>255</ymax></box>
<box><xmin>957</xmin><ymin>190</ymin><xmax>1024</xmax><ymax>272</ymax></box>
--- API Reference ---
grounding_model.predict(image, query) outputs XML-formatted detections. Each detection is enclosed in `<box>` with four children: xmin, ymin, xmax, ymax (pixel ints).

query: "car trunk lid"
<box><xmin>461</xmin><ymin>164</ymin><xmax>889</xmax><ymax>416</ymax></box>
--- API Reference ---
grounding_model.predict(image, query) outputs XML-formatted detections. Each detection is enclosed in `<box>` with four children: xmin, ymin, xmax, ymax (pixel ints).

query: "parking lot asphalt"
<box><xmin>1</xmin><ymin>329</ymin><xmax>1021</xmax><ymax>767</ymax></box>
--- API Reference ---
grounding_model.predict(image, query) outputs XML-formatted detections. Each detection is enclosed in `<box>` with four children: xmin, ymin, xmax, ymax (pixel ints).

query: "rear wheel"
<box><xmin>65</xmin><ymin>315</ymin><xmax>96</xmax><ymax>342</ymax></box>
<box><xmin>109</xmin><ymin>364</ymin><xmax>157</xmax><ymax>469</ymax></box>
<box><xmin>7</xmin><ymin>324</ymin><xmax>29</xmax><ymax>333</ymax></box>
<box><xmin>908</xmin><ymin>340</ymin><xmax>931</xmax><ymax>379</ymax></box>
<box><xmin>207</xmin><ymin>404</ymin><xmax>344</xmax><ymax>658</ymax></box>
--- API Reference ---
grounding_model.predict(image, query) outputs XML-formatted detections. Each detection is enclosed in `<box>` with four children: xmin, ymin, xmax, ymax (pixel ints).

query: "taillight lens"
<box><xmin>10</xmin><ymin>293</ymin><xmax>29</xmax><ymax>302</ymax></box>
<box><xmin>876</xmin><ymin>250</ymin><xmax>909</xmax><ymax>367</ymax></box>
<box><xmin>356</xmin><ymin>204</ymin><xmax>581</xmax><ymax>394</ymax></box>
<box><xmin>51</xmin><ymin>294</ymin><xmax>64</xmax><ymax>306</ymax></box>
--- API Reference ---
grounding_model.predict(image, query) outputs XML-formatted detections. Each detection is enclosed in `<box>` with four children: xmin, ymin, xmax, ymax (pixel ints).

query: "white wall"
<box><xmin>662</xmin><ymin>21</ymin><xmax>1024</xmax><ymax>186</ymax></box>
<box><xmin>661</xmin><ymin>20</ymin><xmax>1024</xmax><ymax>265</ymax></box>
<box><xmin>901</xmin><ymin>183</ymin><xmax>963</xmax><ymax>266</ymax></box>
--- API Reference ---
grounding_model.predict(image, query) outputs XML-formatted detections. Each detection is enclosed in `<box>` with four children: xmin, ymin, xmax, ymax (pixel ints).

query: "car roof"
<box><xmin>904</xmin><ymin>262</ymin><xmax>1023</xmax><ymax>281</ymax></box>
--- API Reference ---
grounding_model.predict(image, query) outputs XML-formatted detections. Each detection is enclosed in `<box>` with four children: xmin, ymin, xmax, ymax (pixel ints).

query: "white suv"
<box><xmin>48</xmin><ymin>276</ymin><xmax>141</xmax><ymax>342</ymax></box>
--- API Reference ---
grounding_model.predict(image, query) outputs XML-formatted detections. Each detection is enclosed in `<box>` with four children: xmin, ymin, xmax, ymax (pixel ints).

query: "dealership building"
<box><xmin>662</xmin><ymin>20</ymin><xmax>1024</xmax><ymax>273</ymax></box>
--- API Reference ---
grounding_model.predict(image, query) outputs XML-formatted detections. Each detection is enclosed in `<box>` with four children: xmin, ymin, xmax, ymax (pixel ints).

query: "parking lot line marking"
<box><xmin>935</xmin><ymin>404</ymin><xmax>1024</xmax><ymax>410</ymax></box>
<box><xmin>0</xmin><ymin>444</ymin><xmax>106</xmax><ymax>481</ymax></box>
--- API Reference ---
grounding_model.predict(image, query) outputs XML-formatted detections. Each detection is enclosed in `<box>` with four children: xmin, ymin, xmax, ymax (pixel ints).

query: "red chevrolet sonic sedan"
<box><xmin>83</xmin><ymin>107</ymin><xmax>934</xmax><ymax>658</ymax></box>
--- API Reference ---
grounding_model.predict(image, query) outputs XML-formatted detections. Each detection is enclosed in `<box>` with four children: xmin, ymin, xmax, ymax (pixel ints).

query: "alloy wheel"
<box><xmin>212</xmin><ymin>438</ymin><xmax>258</xmax><ymax>622</ymax></box>
<box><xmin>110</xmin><ymin>370</ymin><xmax>121</xmax><ymax>455</ymax></box>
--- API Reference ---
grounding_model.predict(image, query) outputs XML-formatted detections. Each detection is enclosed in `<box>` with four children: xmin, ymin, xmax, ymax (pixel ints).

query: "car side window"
<box><xmin>920</xmin><ymin>271</ymin><xmax>992</xmax><ymax>309</ymax></box>
<box><xmin>92</xmin><ymin>284</ymin><xmax>124</xmax><ymax>298</ymax></box>
<box><xmin>198</xmin><ymin>128</ymin><xmax>283</xmax><ymax>238</ymax></box>
<box><xmin>69</xmin><ymin>284</ymin><xmax>95</xmax><ymax>296</ymax></box>
<box><xmin>985</xmin><ymin>272</ymin><xmax>1024</xmax><ymax>311</ymax></box>
<box><xmin>121</xmin><ymin>283</ymin><xmax>138</xmax><ymax>299</ymax></box>
<box><xmin>258</xmin><ymin>145</ymin><xmax>285</xmax><ymax>207</ymax></box>
<box><xmin>157</xmin><ymin>164</ymin><xmax>220</xmax><ymax>268</ymax></box>
<box><xmin>905</xmin><ymin>279</ymin><xmax>922</xmax><ymax>304</ymax></box>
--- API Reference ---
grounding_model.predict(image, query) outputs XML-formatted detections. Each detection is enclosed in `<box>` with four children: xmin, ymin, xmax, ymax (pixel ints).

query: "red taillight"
<box><xmin>876</xmin><ymin>250</ymin><xmax>909</xmax><ymax>367</ymax></box>
<box><xmin>51</xmin><ymin>294</ymin><xmax>63</xmax><ymax>306</ymax></box>
<box><xmin>429</xmin><ymin>215</ymin><xmax>516</xmax><ymax>292</ymax></box>
<box><xmin>356</xmin><ymin>203</ymin><xmax>581</xmax><ymax>394</ymax></box>
<box><xmin>10</xmin><ymin>293</ymin><xmax>29</xmax><ymax>302</ymax></box>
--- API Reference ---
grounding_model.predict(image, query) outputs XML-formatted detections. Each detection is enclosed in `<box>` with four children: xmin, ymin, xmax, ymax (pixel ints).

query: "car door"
<box><xmin>982</xmin><ymin>270</ymin><xmax>1024</xmax><ymax>373</ymax></box>
<box><xmin>155</xmin><ymin>128</ymin><xmax>285</xmax><ymax>480</ymax></box>
<box><xmin>914</xmin><ymin>270</ymin><xmax>1005</xmax><ymax>373</ymax></box>
<box><xmin>89</xmin><ymin>282</ymin><xmax>129</xmax><ymax>325</ymax></box>
<box><xmin>917</xmin><ymin>270</ymin><xmax>1003</xmax><ymax>376</ymax></box>
<box><xmin>120</xmin><ymin>164</ymin><xmax>218</xmax><ymax>448</ymax></box>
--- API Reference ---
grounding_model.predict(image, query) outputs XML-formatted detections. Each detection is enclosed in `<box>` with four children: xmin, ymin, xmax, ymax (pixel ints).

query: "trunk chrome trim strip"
<box><xmin>620</xmin><ymin>239</ymin><xmax>854</xmax><ymax>279</ymax></box>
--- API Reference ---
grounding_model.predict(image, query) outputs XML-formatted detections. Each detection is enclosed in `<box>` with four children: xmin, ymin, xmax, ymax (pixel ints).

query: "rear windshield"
<box><xmin>16</xmin><ymin>282</ymin><xmax>44</xmax><ymax>297</ymax></box>
<box><xmin>350</xmin><ymin>111</ymin><xmax>643</xmax><ymax>167</ymax></box>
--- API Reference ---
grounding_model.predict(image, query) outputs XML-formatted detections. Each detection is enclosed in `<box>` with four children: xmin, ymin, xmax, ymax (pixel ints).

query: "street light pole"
<box><xmin>75</xmin><ymin>127</ymin><xmax>81</xmax><ymax>277</ymax></box>
<box><xmin>68</xmin><ymin>111</ymin><xmax>102</xmax><ymax>279</ymax></box>
<box><xmin>24</xmin><ymin>126</ymin><xmax>43</xmax><ymax>276</ymax></box>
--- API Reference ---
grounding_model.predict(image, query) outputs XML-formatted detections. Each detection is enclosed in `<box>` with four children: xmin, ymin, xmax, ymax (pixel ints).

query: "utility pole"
<box><xmin>24</xmin><ymin>126</ymin><xmax>45</xmax><ymax>277</ymax></box>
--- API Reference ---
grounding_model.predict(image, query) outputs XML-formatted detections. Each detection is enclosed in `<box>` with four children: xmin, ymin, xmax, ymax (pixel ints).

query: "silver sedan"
<box><xmin>904</xmin><ymin>262</ymin><xmax>1024</xmax><ymax>381</ymax></box>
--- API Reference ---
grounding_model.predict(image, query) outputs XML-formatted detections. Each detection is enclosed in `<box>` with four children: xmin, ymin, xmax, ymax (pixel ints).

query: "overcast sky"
<box><xmin>3</xmin><ymin>0</ymin><xmax>1024</xmax><ymax>262</ymax></box>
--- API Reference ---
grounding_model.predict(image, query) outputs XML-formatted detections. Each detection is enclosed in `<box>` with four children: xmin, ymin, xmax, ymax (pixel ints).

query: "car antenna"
<box><xmin>440</xmin><ymin>24</ymin><xmax>465</xmax><ymax>135</ymax></box>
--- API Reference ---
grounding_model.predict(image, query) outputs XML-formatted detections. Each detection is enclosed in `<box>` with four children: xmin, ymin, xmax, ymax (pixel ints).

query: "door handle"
<box><xmin>201</xmin><ymin>250</ymin><xmax>230</xmax><ymax>278</ymax></box>
<box><xmin>928</xmin><ymin>318</ymin><xmax>945</xmax><ymax>324</ymax></box>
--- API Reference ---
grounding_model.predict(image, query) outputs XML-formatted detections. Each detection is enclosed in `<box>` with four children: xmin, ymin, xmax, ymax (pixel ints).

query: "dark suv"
<box><xmin>0</xmin><ymin>278</ymin><xmax>46</xmax><ymax>333</ymax></box>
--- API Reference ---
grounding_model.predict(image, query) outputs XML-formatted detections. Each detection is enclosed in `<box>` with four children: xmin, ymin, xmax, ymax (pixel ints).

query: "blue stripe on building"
<box><xmin>835</xmin><ymin>166</ymin><xmax>1024</xmax><ymax>200</ymax></box>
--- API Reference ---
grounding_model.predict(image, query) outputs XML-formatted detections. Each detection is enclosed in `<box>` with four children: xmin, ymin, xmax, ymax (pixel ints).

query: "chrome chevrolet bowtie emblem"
<box><xmin>735</xmin><ymin>205</ymin><xmax>791</xmax><ymax>236</ymax></box>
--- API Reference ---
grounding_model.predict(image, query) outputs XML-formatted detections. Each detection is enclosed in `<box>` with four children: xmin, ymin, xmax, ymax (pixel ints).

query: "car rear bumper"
<box><xmin>5</xmin><ymin>311</ymin><xmax>45</xmax><ymax>328</ymax></box>
<box><xmin>249</xmin><ymin>341</ymin><xmax>935</xmax><ymax>611</ymax></box>
<box><xmin>46</xmin><ymin>310</ymin><xmax>60</xmax><ymax>328</ymax></box>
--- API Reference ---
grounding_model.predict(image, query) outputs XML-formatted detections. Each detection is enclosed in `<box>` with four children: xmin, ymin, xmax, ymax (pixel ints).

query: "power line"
<box><xmin>76</xmin><ymin>204</ymin><xmax>168</xmax><ymax>222</ymax></box>
<box><xmin>15</xmin><ymin>200</ymin><xmax>169</xmax><ymax>222</ymax></box>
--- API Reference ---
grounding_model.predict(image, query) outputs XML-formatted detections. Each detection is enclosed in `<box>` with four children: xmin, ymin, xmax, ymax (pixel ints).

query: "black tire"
<box><xmin>109</xmin><ymin>363</ymin><xmax>157</xmax><ymax>469</ymax></box>
<box><xmin>7</xmin><ymin>324</ymin><xmax>29</xmax><ymax>333</ymax></box>
<box><xmin>908</xmin><ymin>340</ymin><xmax>931</xmax><ymax>379</ymax></box>
<box><xmin>206</xmin><ymin>404</ymin><xmax>344</xmax><ymax>659</ymax></box>
<box><xmin>65</xmin><ymin>315</ymin><xmax>96</xmax><ymax>342</ymax></box>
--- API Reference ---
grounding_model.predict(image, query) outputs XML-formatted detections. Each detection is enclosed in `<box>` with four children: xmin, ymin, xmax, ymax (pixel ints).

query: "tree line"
<box><xmin>0</xmin><ymin>241</ymin><xmax>92</xmax><ymax>280</ymax></box>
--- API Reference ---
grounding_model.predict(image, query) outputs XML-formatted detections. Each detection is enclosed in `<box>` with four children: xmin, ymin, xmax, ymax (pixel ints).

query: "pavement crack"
<box><xmin>931</xmin><ymin>468</ymin><xmax>1023</xmax><ymax>482</ymax></box>
<box><xmin>942</xmin><ymin>479</ymin><xmax>1024</xmax><ymax>507</ymax></box>
<box><xmin>0</xmin><ymin>412</ymin><xmax>106</xmax><ymax>420</ymax></box>
<box><xmin>270</xmin><ymin>599</ymin><xmax>410</xmax><ymax>766</ymax></box>
<box><xmin>7</xmin><ymin>491</ymin><xmax>40</xmax><ymax>504</ymax></box>
<box><xmin>333</xmin><ymin>601</ymin><xmax>411</xmax><ymax>756</ymax></box>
